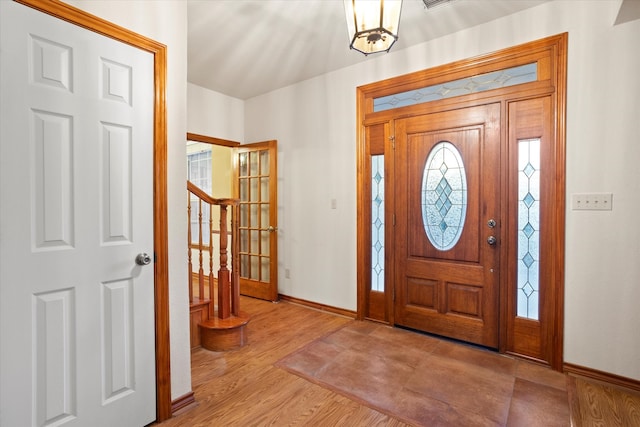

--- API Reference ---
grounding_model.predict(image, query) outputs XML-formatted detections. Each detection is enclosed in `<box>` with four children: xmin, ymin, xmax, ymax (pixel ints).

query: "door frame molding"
<box><xmin>15</xmin><ymin>0</ymin><xmax>172</xmax><ymax>420</ymax></box>
<box><xmin>355</xmin><ymin>34</ymin><xmax>567</xmax><ymax>370</ymax></box>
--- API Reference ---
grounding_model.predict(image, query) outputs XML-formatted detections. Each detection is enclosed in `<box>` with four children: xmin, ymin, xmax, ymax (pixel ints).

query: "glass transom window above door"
<box><xmin>421</xmin><ymin>141</ymin><xmax>467</xmax><ymax>251</ymax></box>
<box><xmin>373</xmin><ymin>63</ymin><xmax>537</xmax><ymax>112</ymax></box>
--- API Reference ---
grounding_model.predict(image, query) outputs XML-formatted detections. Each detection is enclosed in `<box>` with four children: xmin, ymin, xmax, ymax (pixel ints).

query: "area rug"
<box><xmin>275</xmin><ymin>320</ymin><xmax>571</xmax><ymax>426</ymax></box>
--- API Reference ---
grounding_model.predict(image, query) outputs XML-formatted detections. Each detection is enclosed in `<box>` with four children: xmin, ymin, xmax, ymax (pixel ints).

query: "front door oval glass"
<box><xmin>421</xmin><ymin>141</ymin><xmax>467</xmax><ymax>251</ymax></box>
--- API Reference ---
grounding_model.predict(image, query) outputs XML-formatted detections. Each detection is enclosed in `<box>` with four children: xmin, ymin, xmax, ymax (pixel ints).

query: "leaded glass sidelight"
<box><xmin>371</xmin><ymin>155</ymin><xmax>384</xmax><ymax>292</ymax></box>
<box><xmin>517</xmin><ymin>138</ymin><xmax>540</xmax><ymax>319</ymax></box>
<box><xmin>422</xmin><ymin>142</ymin><xmax>467</xmax><ymax>251</ymax></box>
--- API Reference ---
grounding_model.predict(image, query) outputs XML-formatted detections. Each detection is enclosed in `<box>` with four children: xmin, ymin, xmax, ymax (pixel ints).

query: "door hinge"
<box><xmin>389</xmin><ymin>135</ymin><xmax>395</xmax><ymax>150</ymax></box>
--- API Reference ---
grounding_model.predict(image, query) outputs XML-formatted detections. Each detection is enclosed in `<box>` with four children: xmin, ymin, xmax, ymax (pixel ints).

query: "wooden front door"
<box><xmin>234</xmin><ymin>141</ymin><xmax>279</xmax><ymax>301</ymax></box>
<box><xmin>394</xmin><ymin>104</ymin><xmax>501</xmax><ymax>348</ymax></box>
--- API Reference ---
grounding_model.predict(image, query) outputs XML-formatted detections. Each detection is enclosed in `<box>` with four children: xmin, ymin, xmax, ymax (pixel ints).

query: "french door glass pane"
<box><xmin>261</xmin><ymin>257</ymin><xmax>270</xmax><ymax>282</ymax></box>
<box><xmin>260</xmin><ymin>231</ymin><xmax>270</xmax><ymax>256</ymax></box>
<box><xmin>260</xmin><ymin>150</ymin><xmax>269</xmax><ymax>174</ymax></box>
<box><xmin>240</xmin><ymin>254</ymin><xmax>249</xmax><ymax>277</ymax></box>
<box><xmin>250</xmin><ymin>255</ymin><xmax>259</xmax><ymax>280</ymax></box>
<box><xmin>260</xmin><ymin>205</ymin><xmax>269</xmax><ymax>228</ymax></box>
<box><xmin>240</xmin><ymin>204</ymin><xmax>248</xmax><ymax>227</ymax></box>
<box><xmin>249</xmin><ymin>152</ymin><xmax>258</xmax><ymax>175</ymax></box>
<box><xmin>260</xmin><ymin>178</ymin><xmax>269</xmax><ymax>201</ymax></box>
<box><xmin>239</xmin><ymin>152</ymin><xmax>248</xmax><ymax>176</ymax></box>
<box><xmin>250</xmin><ymin>205</ymin><xmax>258</xmax><ymax>227</ymax></box>
<box><xmin>517</xmin><ymin>138</ymin><xmax>541</xmax><ymax>319</ymax></box>
<box><xmin>240</xmin><ymin>229</ymin><xmax>248</xmax><ymax>252</ymax></box>
<box><xmin>250</xmin><ymin>230</ymin><xmax>259</xmax><ymax>252</ymax></box>
<box><xmin>239</xmin><ymin>178</ymin><xmax>248</xmax><ymax>200</ymax></box>
<box><xmin>250</xmin><ymin>178</ymin><xmax>259</xmax><ymax>202</ymax></box>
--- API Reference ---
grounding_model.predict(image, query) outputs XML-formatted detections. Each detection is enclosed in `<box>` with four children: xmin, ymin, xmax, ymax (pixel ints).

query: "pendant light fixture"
<box><xmin>344</xmin><ymin>0</ymin><xmax>403</xmax><ymax>55</ymax></box>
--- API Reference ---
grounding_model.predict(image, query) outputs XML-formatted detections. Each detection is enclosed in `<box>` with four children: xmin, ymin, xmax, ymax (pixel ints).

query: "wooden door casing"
<box><xmin>0</xmin><ymin>1</ymin><xmax>165</xmax><ymax>424</ymax></box>
<box><xmin>356</xmin><ymin>34</ymin><xmax>566</xmax><ymax>369</ymax></box>
<box><xmin>1</xmin><ymin>0</ymin><xmax>171</xmax><ymax>421</ymax></box>
<box><xmin>394</xmin><ymin>104</ymin><xmax>501</xmax><ymax>348</ymax></box>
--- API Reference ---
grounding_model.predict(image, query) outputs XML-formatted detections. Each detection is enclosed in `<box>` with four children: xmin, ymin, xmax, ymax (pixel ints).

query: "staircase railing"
<box><xmin>187</xmin><ymin>181</ymin><xmax>240</xmax><ymax>319</ymax></box>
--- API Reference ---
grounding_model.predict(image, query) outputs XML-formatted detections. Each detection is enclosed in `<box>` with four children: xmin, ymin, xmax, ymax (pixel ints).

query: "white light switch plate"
<box><xmin>571</xmin><ymin>193</ymin><xmax>613</xmax><ymax>210</ymax></box>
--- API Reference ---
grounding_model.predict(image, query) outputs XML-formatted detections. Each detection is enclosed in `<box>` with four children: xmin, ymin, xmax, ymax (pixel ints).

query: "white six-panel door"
<box><xmin>0</xmin><ymin>2</ymin><xmax>156</xmax><ymax>425</ymax></box>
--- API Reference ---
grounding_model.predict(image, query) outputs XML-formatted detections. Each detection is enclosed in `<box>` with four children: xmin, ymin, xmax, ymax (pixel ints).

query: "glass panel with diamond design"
<box><xmin>517</xmin><ymin>138</ymin><xmax>540</xmax><ymax>319</ymax></box>
<box><xmin>422</xmin><ymin>142</ymin><xmax>467</xmax><ymax>251</ymax></box>
<box><xmin>371</xmin><ymin>155</ymin><xmax>385</xmax><ymax>292</ymax></box>
<box><xmin>374</xmin><ymin>63</ymin><xmax>537</xmax><ymax>112</ymax></box>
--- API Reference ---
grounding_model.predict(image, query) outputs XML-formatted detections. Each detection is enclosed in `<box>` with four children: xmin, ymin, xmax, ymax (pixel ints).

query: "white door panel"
<box><xmin>0</xmin><ymin>2</ymin><xmax>156</xmax><ymax>426</ymax></box>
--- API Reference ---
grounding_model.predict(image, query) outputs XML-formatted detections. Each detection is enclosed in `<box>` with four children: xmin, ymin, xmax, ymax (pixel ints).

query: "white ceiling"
<box><xmin>187</xmin><ymin>0</ymin><xmax>551</xmax><ymax>100</ymax></box>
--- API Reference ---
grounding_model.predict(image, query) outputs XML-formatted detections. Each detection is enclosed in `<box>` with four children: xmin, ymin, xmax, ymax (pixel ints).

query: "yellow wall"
<box><xmin>188</xmin><ymin>141</ymin><xmax>234</xmax><ymax>276</ymax></box>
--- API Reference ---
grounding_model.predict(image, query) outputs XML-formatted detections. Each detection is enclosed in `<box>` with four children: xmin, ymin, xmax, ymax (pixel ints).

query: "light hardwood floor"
<box><xmin>156</xmin><ymin>296</ymin><xmax>640</xmax><ymax>426</ymax></box>
<box><xmin>569</xmin><ymin>376</ymin><xmax>640</xmax><ymax>427</ymax></box>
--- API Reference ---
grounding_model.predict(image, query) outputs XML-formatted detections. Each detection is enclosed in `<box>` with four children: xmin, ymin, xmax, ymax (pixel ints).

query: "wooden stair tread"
<box><xmin>199</xmin><ymin>312</ymin><xmax>251</xmax><ymax>330</ymax></box>
<box><xmin>190</xmin><ymin>297</ymin><xmax>211</xmax><ymax>310</ymax></box>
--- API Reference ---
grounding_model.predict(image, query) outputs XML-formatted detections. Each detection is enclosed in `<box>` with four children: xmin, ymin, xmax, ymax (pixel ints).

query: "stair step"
<box><xmin>199</xmin><ymin>312</ymin><xmax>251</xmax><ymax>351</ymax></box>
<box><xmin>199</xmin><ymin>312</ymin><xmax>250</xmax><ymax>330</ymax></box>
<box><xmin>189</xmin><ymin>297</ymin><xmax>211</xmax><ymax>310</ymax></box>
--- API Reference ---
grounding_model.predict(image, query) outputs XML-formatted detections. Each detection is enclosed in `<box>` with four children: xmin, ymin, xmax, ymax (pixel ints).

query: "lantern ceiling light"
<box><xmin>344</xmin><ymin>0</ymin><xmax>403</xmax><ymax>56</ymax></box>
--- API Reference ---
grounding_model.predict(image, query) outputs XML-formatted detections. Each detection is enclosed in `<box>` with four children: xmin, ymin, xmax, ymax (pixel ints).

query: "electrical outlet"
<box><xmin>571</xmin><ymin>193</ymin><xmax>613</xmax><ymax>211</ymax></box>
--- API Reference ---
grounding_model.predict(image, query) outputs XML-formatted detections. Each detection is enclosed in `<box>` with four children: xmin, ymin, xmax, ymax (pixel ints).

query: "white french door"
<box><xmin>0</xmin><ymin>2</ymin><xmax>156</xmax><ymax>425</ymax></box>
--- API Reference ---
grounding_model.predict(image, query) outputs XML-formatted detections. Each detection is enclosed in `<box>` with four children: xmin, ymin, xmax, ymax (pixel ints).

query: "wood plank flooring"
<box><xmin>156</xmin><ymin>296</ymin><xmax>640</xmax><ymax>426</ymax></box>
<box><xmin>569</xmin><ymin>376</ymin><xmax>640</xmax><ymax>427</ymax></box>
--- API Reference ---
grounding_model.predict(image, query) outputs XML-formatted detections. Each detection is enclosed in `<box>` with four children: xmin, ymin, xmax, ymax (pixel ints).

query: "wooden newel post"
<box><xmin>217</xmin><ymin>204</ymin><xmax>231</xmax><ymax>319</ymax></box>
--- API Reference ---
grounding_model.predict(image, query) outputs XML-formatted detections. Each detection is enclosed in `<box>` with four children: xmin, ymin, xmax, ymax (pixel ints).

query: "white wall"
<box><xmin>63</xmin><ymin>0</ymin><xmax>192</xmax><ymax>400</ymax></box>
<box><xmin>188</xmin><ymin>83</ymin><xmax>244</xmax><ymax>142</ymax></box>
<box><xmin>243</xmin><ymin>0</ymin><xmax>640</xmax><ymax>381</ymax></box>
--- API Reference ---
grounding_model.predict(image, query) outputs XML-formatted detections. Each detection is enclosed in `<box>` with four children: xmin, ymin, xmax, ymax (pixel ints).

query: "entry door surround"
<box><xmin>356</xmin><ymin>34</ymin><xmax>567</xmax><ymax>370</ymax></box>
